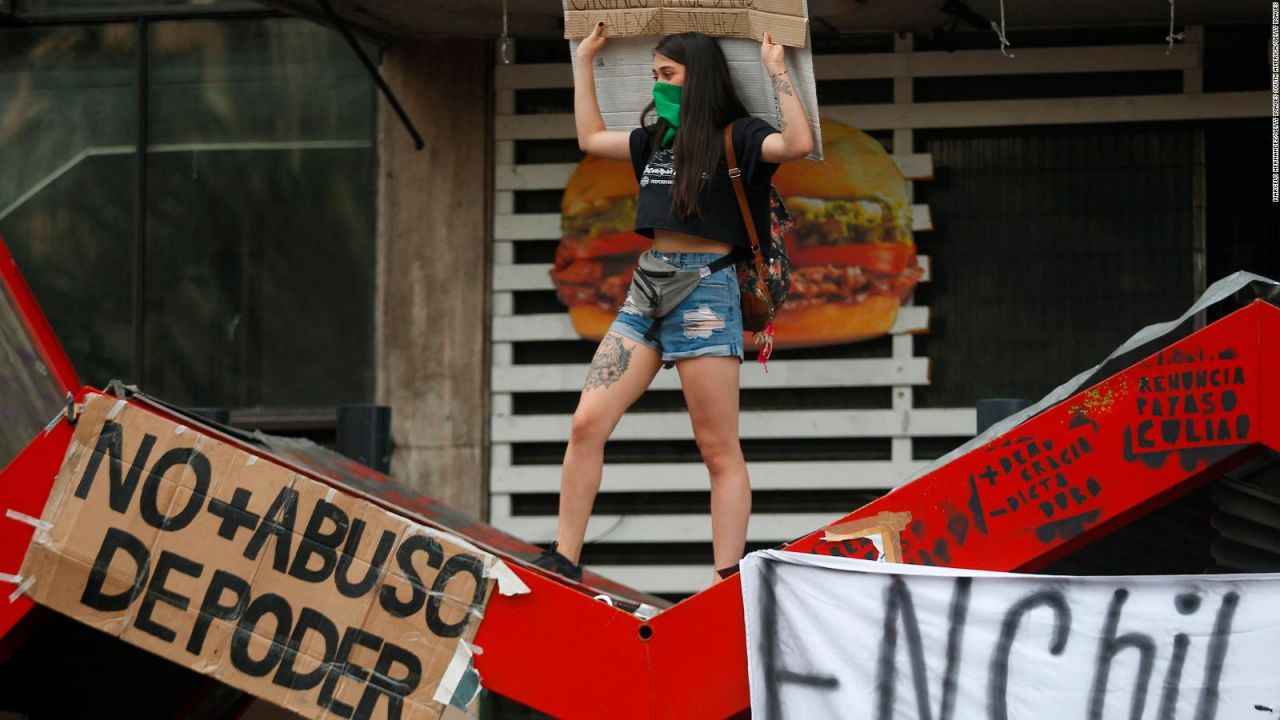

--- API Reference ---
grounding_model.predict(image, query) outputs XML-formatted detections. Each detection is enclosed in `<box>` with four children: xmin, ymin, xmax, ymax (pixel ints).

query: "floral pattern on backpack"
<box><xmin>737</xmin><ymin>186</ymin><xmax>793</xmax><ymax>332</ymax></box>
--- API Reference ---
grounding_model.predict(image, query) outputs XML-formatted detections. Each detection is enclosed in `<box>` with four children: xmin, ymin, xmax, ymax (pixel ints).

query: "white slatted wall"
<box><xmin>488</xmin><ymin>28</ymin><xmax>1259</xmax><ymax>595</ymax></box>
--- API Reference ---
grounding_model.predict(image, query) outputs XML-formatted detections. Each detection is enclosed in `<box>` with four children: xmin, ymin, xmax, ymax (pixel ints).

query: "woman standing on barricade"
<box><xmin>535</xmin><ymin>25</ymin><xmax>813</xmax><ymax>585</ymax></box>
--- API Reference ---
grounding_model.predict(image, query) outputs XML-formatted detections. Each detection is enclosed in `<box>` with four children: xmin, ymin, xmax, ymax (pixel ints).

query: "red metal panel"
<box><xmin>473</xmin><ymin>566</ymin><xmax>659</xmax><ymax>716</ymax></box>
<box><xmin>0</xmin><ymin>418</ymin><xmax>74</xmax><ymax>644</ymax></box>
<box><xmin>0</xmin><ymin>235</ymin><xmax>80</xmax><ymax>394</ymax></box>
<box><xmin>1259</xmin><ymin>301</ymin><xmax>1280</xmax><ymax>453</ymax></box>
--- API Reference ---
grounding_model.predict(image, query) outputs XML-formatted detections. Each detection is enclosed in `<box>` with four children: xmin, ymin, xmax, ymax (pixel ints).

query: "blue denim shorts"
<box><xmin>609</xmin><ymin>251</ymin><xmax>744</xmax><ymax>364</ymax></box>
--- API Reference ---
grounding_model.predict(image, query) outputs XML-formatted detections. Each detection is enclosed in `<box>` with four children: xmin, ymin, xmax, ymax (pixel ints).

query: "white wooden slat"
<box><xmin>913</xmin><ymin>204</ymin><xmax>932</xmax><ymax>232</ymax></box>
<box><xmin>492</xmin><ymin>343</ymin><xmax>513</xmax><ymax>366</ymax></box>
<box><xmin>820</xmin><ymin>92</ymin><xmax>1269</xmax><ymax>131</ymax></box>
<box><xmin>488</xmin><ymin>510</ymin><xmax>841</xmax><ymax>544</ymax></box>
<box><xmin>494</xmin><ymin>203</ymin><xmax>933</xmax><ymax>240</ymax></box>
<box><xmin>492</xmin><ymin>254</ymin><xmax>932</xmax><ymax>291</ymax></box>
<box><xmin>811</xmin><ymin>43</ymin><xmax>1199</xmax><ymax>80</ymax></box>
<box><xmin>492</xmin><ymin>357</ymin><xmax>928</xmax><ymax>392</ymax></box>
<box><xmin>492</xmin><ymin>264</ymin><xmax>551</xmax><ymax>291</ymax></box>
<box><xmin>493</xmin><ymin>163</ymin><xmax>576</xmax><ymax>191</ymax></box>
<box><xmin>495</xmin><ymin>140</ymin><xmax>515</xmax><ymax>165</ymax></box>
<box><xmin>490</xmin><ymin>459</ymin><xmax>920</xmax><ymax>493</ymax></box>
<box><xmin>492</xmin><ymin>408</ymin><xmax>975</xmax><ymax>442</ymax></box>
<box><xmin>494</xmin><ymin>213</ymin><xmax>559</xmax><ymax>240</ymax></box>
<box><xmin>493</xmin><ymin>305</ymin><xmax>929</xmax><ymax>340</ymax></box>
<box><xmin>490</xmin><ymin>442</ymin><xmax>512</xmax><ymax>469</ymax></box>
<box><xmin>492</xmin><ymin>395</ymin><xmax>513</xmax><ymax>422</ymax></box>
<box><xmin>1181</xmin><ymin>27</ymin><xmax>1204</xmax><ymax>95</ymax></box>
<box><xmin>493</xmin><ymin>153</ymin><xmax>933</xmax><ymax>190</ymax></box>
<box><xmin>495</xmin><ymin>92</ymin><xmax>1267</xmax><ymax>138</ymax></box>
<box><xmin>495</xmin><ymin>45</ymin><xmax>1199</xmax><ymax>91</ymax></box>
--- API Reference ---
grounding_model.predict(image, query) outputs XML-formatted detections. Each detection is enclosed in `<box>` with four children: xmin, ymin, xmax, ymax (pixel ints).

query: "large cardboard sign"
<box><xmin>15</xmin><ymin>394</ymin><xmax>525</xmax><ymax>719</ymax></box>
<box><xmin>563</xmin><ymin>0</ymin><xmax>809</xmax><ymax>48</ymax></box>
<box><xmin>741</xmin><ymin>551</ymin><xmax>1280</xmax><ymax>720</ymax></box>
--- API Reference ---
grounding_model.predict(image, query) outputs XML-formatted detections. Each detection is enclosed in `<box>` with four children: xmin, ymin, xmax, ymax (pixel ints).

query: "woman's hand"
<box><xmin>760</xmin><ymin>31</ymin><xmax>786</xmax><ymax>75</ymax></box>
<box><xmin>573</xmin><ymin>20</ymin><xmax>630</xmax><ymax>161</ymax></box>
<box><xmin>759</xmin><ymin>30</ymin><xmax>813</xmax><ymax>162</ymax></box>
<box><xmin>578</xmin><ymin>22</ymin><xmax>608</xmax><ymax>65</ymax></box>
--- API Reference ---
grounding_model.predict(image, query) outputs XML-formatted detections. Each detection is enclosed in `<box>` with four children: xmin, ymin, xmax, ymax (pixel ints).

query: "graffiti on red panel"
<box><xmin>1122</xmin><ymin>348</ymin><xmax>1253</xmax><ymax>470</ymax></box>
<box><xmin>967</xmin><ymin>415</ymin><xmax>1103</xmax><ymax>546</ymax></box>
<box><xmin>814</xmin><ymin>410</ymin><xmax>1109</xmax><ymax>566</ymax></box>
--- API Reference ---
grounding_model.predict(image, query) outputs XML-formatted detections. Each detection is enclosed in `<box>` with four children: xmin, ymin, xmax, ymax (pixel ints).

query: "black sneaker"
<box><xmin>532</xmin><ymin>542</ymin><xmax>583</xmax><ymax>582</ymax></box>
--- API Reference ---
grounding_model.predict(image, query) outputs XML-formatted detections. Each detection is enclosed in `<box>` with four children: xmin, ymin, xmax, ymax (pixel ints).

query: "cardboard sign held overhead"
<box><xmin>564</xmin><ymin>0</ymin><xmax>809</xmax><ymax>48</ymax></box>
<box><xmin>15</xmin><ymin>394</ymin><xmax>528</xmax><ymax>719</ymax></box>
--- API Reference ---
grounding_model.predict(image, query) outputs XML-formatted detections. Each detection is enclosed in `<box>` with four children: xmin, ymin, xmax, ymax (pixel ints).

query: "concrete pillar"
<box><xmin>375</xmin><ymin>39</ymin><xmax>491</xmax><ymax>519</ymax></box>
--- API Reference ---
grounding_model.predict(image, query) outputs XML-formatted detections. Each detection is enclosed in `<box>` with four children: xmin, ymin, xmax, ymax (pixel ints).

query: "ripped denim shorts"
<box><xmin>609</xmin><ymin>251</ymin><xmax>744</xmax><ymax>364</ymax></box>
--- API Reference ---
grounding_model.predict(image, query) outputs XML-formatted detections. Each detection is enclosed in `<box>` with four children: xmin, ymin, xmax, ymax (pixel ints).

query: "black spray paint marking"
<box><xmin>1125</xmin><ymin>358</ymin><xmax>1252</xmax><ymax>469</ymax></box>
<box><xmin>1034</xmin><ymin>509</ymin><xmax>1101</xmax><ymax>544</ymax></box>
<box><xmin>988</xmin><ymin>589</ymin><xmax>1072</xmax><ymax>720</ymax></box>
<box><xmin>1088</xmin><ymin>589</ymin><xmax>1156</xmax><ymax>720</ymax></box>
<box><xmin>875</xmin><ymin>576</ymin><xmax>971</xmax><ymax>720</ymax></box>
<box><xmin>1193</xmin><ymin>591</ymin><xmax>1240</xmax><ymax>720</ymax></box>
<box><xmin>759</xmin><ymin>561</ymin><xmax>839</xmax><ymax>720</ymax></box>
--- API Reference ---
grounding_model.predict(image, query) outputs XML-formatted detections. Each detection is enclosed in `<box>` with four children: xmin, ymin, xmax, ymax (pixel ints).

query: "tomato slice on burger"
<box><xmin>789</xmin><ymin>243</ymin><xmax>917</xmax><ymax>275</ymax></box>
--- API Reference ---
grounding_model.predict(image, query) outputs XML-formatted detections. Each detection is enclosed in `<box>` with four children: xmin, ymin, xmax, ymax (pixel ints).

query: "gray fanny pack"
<box><xmin>626</xmin><ymin>250</ymin><xmax>735</xmax><ymax>318</ymax></box>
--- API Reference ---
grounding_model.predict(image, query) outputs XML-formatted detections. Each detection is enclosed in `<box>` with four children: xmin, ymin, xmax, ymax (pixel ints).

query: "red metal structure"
<box><xmin>2</xmin><ymin>233</ymin><xmax>1278</xmax><ymax>717</ymax></box>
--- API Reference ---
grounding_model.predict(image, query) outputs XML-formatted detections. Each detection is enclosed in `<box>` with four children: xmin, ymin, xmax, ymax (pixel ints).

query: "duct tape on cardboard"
<box><xmin>15</xmin><ymin>394</ymin><xmax>529</xmax><ymax>719</ymax></box>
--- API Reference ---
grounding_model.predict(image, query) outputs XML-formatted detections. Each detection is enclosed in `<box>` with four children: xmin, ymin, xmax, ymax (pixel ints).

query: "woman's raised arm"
<box><xmin>759</xmin><ymin>32</ymin><xmax>814</xmax><ymax>163</ymax></box>
<box><xmin>575</xmin><ymin>22</ymin><xmax>631</xmax><ymax>161</ymax></box>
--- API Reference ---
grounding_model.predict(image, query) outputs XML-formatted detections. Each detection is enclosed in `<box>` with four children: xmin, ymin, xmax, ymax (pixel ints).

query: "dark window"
<box><xmin>1204</xmin><ymin>118</ymin><xmax>1280</xmax><ymax>293</ymax></box>
<box><xmin>0</xmin><ymin>18</ymin><xmax>376</xmax><ymax>410</ymax></box>
<box><xmin>0</xmin><ymin>24</ymin><xmax>139</xmax><ymax>386</ymax></box>
<box><xmin>913</xmin><ymin>123</ymin><xmax>1197</xmax><ymax>408</ymax></box>
<box><xmin>1204</xmin><ymin>25</ymin><xmax>1273</xmax><ymax>93</ymax></box>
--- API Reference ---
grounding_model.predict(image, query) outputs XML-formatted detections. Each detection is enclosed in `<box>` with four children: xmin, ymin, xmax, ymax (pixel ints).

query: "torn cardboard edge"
<box><xmin>822</xmin><ymin>511</ymin><xmax>912</xmax><ymax>563</ymax></box>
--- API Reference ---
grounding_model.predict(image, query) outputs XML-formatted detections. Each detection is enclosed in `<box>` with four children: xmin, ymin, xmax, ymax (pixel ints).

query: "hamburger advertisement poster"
<box><xmin>552</xmin><ymin>118</ymin><xmax>922</xmax><ymax>349</ymax></box>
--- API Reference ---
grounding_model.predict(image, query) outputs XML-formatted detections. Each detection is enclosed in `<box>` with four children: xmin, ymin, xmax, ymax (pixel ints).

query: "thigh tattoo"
<box><xmin>585</xmin><ymin>334</ymin><xmax>632</xmax><ymax>391</ymax></box>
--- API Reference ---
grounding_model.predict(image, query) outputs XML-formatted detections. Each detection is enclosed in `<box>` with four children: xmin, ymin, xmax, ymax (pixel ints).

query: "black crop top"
<box><xmin>629</xmin><ymin>116</ymin><xmax>780</xmax><ymax>257</ymax></box>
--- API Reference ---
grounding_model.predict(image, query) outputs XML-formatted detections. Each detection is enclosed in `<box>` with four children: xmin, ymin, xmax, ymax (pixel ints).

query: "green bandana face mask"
<box><xmin>653</xmin><ymin>81</ymin><xmax>682</xmax><ymax>148</ymax></box>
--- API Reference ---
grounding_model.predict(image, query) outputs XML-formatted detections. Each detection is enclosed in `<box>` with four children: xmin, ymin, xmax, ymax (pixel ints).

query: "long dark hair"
<box><xmin>639</xmin><ymin>32</ymin><xmax>749</xmax><ymax>220</ymax></box>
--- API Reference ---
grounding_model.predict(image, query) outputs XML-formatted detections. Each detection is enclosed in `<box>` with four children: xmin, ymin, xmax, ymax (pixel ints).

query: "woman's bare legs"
<box><xmin>676</xmin><ymin>355</ymin><xmax>750</xmax><ymax>581</ymax></box>
<box><xmin>555</xmin><ymin>332</ymin><xmax>662</xmax><ymax>565</ymax></box>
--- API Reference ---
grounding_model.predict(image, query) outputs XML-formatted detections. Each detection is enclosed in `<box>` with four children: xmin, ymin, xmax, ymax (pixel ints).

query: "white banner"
<box><xmin>741</xmin><ymin>551</ymin><xmax>1280</xmax><ymax>720</ymax></box>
